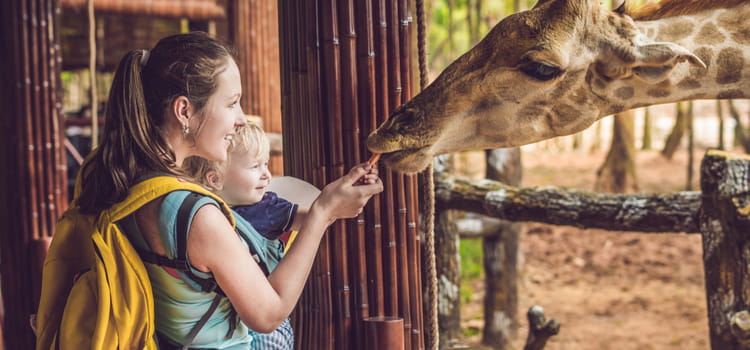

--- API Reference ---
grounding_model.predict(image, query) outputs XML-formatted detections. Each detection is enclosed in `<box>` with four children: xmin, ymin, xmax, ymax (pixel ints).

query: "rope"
<box><xmin>415</xmin><ymin>1</ymin><xmax>438</xmax><ymax>349</ymax></box>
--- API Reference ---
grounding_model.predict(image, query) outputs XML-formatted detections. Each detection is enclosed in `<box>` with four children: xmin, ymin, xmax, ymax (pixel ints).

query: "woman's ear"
<box><xmin>205</xmin><ymin>169</ymin><xmax>224</xmax><ymax>191</ymax></box>
<box><xmin>171</xmin><ymin>96</ymin><xmax>193</xmax><ymax>128</ymax></box>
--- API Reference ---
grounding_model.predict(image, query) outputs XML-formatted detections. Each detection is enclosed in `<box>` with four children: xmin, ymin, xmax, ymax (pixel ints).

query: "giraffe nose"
<box><xmin>366</xmin><ymin>121</ymin><xmax>403</xmax><ymax>154</ymax></box>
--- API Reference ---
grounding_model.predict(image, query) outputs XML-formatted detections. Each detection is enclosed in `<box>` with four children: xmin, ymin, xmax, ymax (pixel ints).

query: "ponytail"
<box><xmin>77</xmin><ymin>50</ymin><xmax>177</xmax><ymax>214</ymax></box>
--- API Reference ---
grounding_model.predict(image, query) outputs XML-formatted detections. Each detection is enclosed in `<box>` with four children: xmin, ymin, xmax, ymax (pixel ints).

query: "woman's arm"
<box><xmin>187</xmin><ymin>164</ymin><xmax>382</xmax><ymax>332</ymax></box>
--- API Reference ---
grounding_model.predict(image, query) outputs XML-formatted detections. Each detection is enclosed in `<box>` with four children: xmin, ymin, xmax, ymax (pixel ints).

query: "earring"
<box><xmin>182</xmin><ymin>123</ymin><xmax>190</xmax><ymax>136</ymax></box>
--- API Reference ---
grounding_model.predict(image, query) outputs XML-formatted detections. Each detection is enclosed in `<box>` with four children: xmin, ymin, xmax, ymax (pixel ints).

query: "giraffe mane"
<box><xmin>624</xmin><ymin>0</ymin><xmax>746</xmax><ymax>20</ymax></box>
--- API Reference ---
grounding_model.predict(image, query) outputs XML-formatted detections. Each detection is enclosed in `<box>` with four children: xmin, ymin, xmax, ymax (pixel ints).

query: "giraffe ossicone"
<box><xmin>367</xmin><ymin>0</ymin><xmax>748</xmax><ymax>173</ymax></box>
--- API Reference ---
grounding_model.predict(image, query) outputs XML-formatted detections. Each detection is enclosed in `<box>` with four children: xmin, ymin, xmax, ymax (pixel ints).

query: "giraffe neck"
<box><xmin>628</xmin><ymin>2</ymin><xmax>750</xmax><ymax>109</ymax></box>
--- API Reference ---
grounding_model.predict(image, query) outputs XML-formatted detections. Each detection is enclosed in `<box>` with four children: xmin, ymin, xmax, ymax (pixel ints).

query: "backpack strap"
<box><xmin>174</xmin><ymin>192</ymin><xmax>226</xmax><ymax>295</ymax></box>
<box><xmin>180</xmin><ymin>293</ymin><xmax>223</xmax><ymax>350</ymax></box>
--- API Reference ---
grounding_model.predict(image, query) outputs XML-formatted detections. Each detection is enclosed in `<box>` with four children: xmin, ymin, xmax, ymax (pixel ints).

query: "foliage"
<box><xmin>426</xmin><ymin>0</ymin><xmax>529</xmax><ymax>75</ymax></box>
<box><xmin>459</xmin><ymin>237</ymin><xmax>484</xmax><ymax>306</ymax></box>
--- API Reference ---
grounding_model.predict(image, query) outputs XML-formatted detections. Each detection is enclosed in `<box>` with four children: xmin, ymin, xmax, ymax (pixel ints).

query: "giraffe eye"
<box><xmin>520</xmin><ymin>61</ymin><xmax>562</xmax><ymax>81</ymax></box>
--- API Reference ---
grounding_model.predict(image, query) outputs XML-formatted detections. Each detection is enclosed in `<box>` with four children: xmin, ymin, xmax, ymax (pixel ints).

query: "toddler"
<box><xmin>184</xmin><ymin>122</ymin><xmax>305</xmax><ymax>349</ymax></box>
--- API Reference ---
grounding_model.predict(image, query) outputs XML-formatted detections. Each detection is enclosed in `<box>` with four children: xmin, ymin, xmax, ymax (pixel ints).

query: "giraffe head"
<box><xmin>367</xmin><ymin>0</ymin><xmax>706</xmax><ymax>173</ymax></box>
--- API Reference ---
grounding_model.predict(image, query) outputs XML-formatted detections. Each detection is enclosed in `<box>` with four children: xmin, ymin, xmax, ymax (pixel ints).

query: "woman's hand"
<box><xmin>312</xmin><ymin>164</ymin><xmax>383</xmax><ymax>223</ymax></box>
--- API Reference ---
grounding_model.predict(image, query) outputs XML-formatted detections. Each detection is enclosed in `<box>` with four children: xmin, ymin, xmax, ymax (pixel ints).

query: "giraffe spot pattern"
<box><xmin>593</xmin><ymin>77</ymin><xmax>607</xmax><ymax>90</ymax></box>
<box><xmin>695</xmin><ymin>23</ymin><xmax>726</xmax><ymax>45</ymax></box>
<box><xmin>646</xmin><ymin>88</ymin><xmax>671</xmax><ymax>98</ymax></box>
<box><xmin>677</xmin><ymin>78</ymin><xmax>701</xmax><ymax>89</ymax></box>
<box><xmin>691</xmin><ymin>47</ymin><xmax>713</xmax><ymax>78</ymax></box>
<box><xmin>717</xmin><ymin>6</ymin><xmax>750</xmax><ymax>45</ymax></box>
<box><xmin>716</xmin><ymin>48</ymin><xmax>744</xmax><ymax>84</ymax></box>
<box><xmin>658</xmin><ymin>20</ymin><xmax>693</xmax><ymax>42</ymax></box>
<box><xmin>614</xmin><ymin>86</ymin><xmax>634</xmax><ymax>100</ymax></box>
<box><xmin>572</xmin><ymin>87</ymin><xmax>590</xmax><ymax>106</ymax></box>
<box><xmin>717</xmin><ymin>90</ymin><xmax>744</xmax><ymax>99</ymax></box>
<box><xmin>550</xmin><ymin>70</ymin><xmax>582</xmax><ymax>99</ymax></box>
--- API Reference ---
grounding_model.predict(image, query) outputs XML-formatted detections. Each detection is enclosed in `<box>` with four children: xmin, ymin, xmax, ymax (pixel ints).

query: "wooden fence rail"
<box><xmin>433</xmin><ymin>149</ymin><xmax>750</xmax><ymax>350</ymax></box>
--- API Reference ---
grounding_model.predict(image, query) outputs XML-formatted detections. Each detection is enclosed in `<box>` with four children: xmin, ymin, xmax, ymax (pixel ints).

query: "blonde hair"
<box><xmin>183</xmin><ymin>121</ymin><xmax>270</xmax><ymax>190</ymax></box>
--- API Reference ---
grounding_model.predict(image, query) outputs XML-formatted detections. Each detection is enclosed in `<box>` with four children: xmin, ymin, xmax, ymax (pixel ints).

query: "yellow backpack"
<box><xmin>35</xmin><ymin>176</ymin><xmax>234</xmax><ymax>350</ymax></box>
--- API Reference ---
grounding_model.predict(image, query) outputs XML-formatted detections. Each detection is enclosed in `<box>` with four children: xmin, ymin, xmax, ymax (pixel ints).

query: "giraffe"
<box><xmin>366</xmin><ymin>0</ymin><xmax>750</xmax><ymax>173</ymax></box>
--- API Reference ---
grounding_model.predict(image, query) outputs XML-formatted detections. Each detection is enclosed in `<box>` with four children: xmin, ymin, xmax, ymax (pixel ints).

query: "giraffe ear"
<box><xmin>631</xmin><ymin>42</ymin><xmax>706</xmax><ymax>82</ymax></box>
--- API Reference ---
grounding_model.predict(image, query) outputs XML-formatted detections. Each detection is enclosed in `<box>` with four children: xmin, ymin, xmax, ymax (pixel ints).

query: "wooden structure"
<box><xmin>278</xmin><ymin>1</ymin><xmax>425</xmax><ymax>349</ymax></box>
<box><xmin>0</xmin><ymin>0</ymin><xmax>66</xmax><ymax>349</ymax></box>
<box><xmin>227</xmin><ymin>0</ymin><xmax>284</xmax><ymax>175</ymax></box>
<box><xmin>435</xmin><ymin>149</ymin><xmax>750</xmax><ymax>349</ymax></box>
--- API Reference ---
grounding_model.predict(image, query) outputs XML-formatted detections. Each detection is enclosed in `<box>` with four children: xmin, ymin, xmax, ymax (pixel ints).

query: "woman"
<box><xmin>76</xmin><ymin>32</ymin><xmax>382</xmax><ymax>348</ymax></box>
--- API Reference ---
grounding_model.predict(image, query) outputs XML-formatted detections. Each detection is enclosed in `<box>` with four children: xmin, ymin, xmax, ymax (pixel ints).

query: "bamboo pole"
<box><xmin>87</xmin><ymin>0</ymin><xmax>98</xmax><ymax>148</ymax></box>
<box><xmin>1</xmin><ymin>0</ymin><xmax>64</xmax><ymax>347</ymax></box>
<box><xmin>364</xmin><ymin>317</ymin><xmax>406</xmax><ymax>350</ymax></box>
<box><xmin>374</xmin><ymin>0</ymin><xmax>400</xmax><ymax>318</ymax></box>
<box><xmin>22</xmin><ymin>0</ymin><xmax>40</xmax><ymax>240</ymax></box>
<box><xmin>278</xmin><ymin>1</ymin><xmax>423</xmax><ymax>348</ymax></box>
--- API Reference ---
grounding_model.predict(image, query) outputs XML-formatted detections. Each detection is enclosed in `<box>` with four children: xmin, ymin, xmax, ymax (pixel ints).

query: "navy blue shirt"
<box><xmin>232</xmin><ymin>191</ymin><xmax>298</xmax><ymax>240</ymax></box>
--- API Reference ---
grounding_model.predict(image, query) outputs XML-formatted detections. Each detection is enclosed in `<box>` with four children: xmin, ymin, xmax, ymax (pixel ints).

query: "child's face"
<box><xmin>217</xmin><ymin>150</ymin><xmax>271</xmax><ymax>206</ymax></box>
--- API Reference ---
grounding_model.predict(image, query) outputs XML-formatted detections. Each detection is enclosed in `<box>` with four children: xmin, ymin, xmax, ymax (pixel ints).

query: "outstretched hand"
<box><xmin>313</xmin><ymin>163</ymin><xmax>383</xmax><ymax>222</ymax></box>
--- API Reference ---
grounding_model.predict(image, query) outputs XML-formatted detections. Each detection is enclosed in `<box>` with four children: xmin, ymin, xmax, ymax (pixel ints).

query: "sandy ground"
<box><xmin>458</xmin><ymin>147</ymin><xmax>716</xmax><ymax>350</ymax></box>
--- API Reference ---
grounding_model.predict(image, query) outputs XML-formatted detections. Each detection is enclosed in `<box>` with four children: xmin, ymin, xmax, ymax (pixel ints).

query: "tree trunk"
<box><xmin>717</xmin><ymin>100</ymin><xmax>725</xmax><ymax>150</ymax></box>
<box><xmin>433</xmin><ymin>155</ymin><xmax>462</xmax><ymax>349</ymax></box>
<box><xmin>662</xmin><ymin>102</ymin><xmax>688</xmax><ymax>159</ymax></box>
<box><xmin>572</xmin><ymin>132</ymin><xmax>583</xmax><ymax>150</ymax></box>
<box><xmin>642</xmin><ymin>107</ymin><xmax>653</xmax><ymax>150</ymax></box>
<box><xmin>482</xmin><ymin>148</ymin><xmax>523</xmax><ymax>349</ymax></box>
<box><xmin>434</xmin><ymin>173</ymin><xmax>701</xmax><ymax>233</ymax></box>
<box><xmin>686</xmin><ymin>101</ymin><xmax>695</xmax><ymax>190</ymax></box>
<box><xmin>700</xmin><ymin>150</ymin><xmax>750</xmax><ymax>349</ymax></box>
<box><xmin>595</xmin><ymin>110</ymin><xmax>638</xmax><ymax>193</ymax></box>
<box><xmin>473</xmin><ymin>0</ymin><xmax>482</xmax><ymax>44</ymax></box>
<box><xmin>447</xmin><ymin>0</ymin><xmax>454</xmax><ymax>57</ymax></box>
<box><xmin>590</xmin><ymin>119</ymin><xmax>603</xmax><ymax>153</ymax></box>
<box><xmin>728</xmin><ymin>100</ymin><xmax>750</xmax><ymax>153</ymax></box>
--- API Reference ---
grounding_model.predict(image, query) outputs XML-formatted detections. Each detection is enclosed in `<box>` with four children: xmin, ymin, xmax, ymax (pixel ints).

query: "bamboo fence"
<box><xmin>0</xmin><ymin>0</ymin><xmax>66</xmax><ymax>348</ymax></box>
<box><xmin>228</xmin><ymin>0</ymin><xmax>284</xmax><ymax>175</ymax></box>
<box><xmin>278</xmin><ymin>1</ymin><xmax>424</xmax><ymax>349</ymax></box>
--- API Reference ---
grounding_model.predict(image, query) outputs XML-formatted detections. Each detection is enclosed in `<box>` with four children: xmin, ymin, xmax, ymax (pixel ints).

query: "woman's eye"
<box><xmin>520</xmin><ymin>61</ymin><xmax>562</xmax><ymax>81</ymax></box>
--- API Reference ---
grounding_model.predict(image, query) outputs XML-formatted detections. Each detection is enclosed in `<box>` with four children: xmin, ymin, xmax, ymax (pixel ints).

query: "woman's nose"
<box><xmin>236</xmin><ymin>107</ymin><xmax>247</xmax><ymax>126</ymax></box>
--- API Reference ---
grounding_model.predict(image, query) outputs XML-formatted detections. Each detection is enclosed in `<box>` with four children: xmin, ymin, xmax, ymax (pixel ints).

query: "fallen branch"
<box><xmin>435</xmin><ymin>173</ymin><xmax>701</xmax><ymax>233</ymax></box>
<box><xmin>524</xmin><ymin>306</ymin><xmax>560</xmax><ymax>350</ymax></box>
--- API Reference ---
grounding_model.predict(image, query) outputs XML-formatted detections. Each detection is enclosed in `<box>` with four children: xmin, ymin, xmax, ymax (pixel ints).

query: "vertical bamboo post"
<box><xmin>228</xmin><ymin>0</ymin><xmax>283</xmax><ymax>175</ymax></box>
<box><xmin>365</xmin><ymin>317</ymin><xmax>406</xmax><ymax>350</ymax></box>
<box><xmin>0</xmin><ymin>0</ymin><xmax>65</xmax><ymax>348</ymax></box>
<box><xmin>700</xmin><ymin>150</ymin><xmax>750</xmax><ymax>350</ymax></box>
<box><xmin>279</xmin><ymin>1</ymin><xmax>421</xmax><ymax>348</ymax></box>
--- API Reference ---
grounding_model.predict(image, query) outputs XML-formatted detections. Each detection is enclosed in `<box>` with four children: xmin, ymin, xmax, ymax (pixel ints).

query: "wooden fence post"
<box><xmin>433</xmin><ymin>155</ymin><xmax>462</xmax><ymax>348</ymax></box>
<box><xmin>700</xmin><ymin>150</ymin><xmax>750</xmax><ymax>350</ymax></box>
<box><xmin>483</xmin><ymin>148</ymin><xmax>523</xmax><ymax>348</ymax></box>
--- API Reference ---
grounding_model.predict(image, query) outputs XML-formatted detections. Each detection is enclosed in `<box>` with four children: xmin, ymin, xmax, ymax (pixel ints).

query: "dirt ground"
<box><xmin>458</xmin><ymin>147</ymin><xmax>716</xmax><ymax>350</ymax></box>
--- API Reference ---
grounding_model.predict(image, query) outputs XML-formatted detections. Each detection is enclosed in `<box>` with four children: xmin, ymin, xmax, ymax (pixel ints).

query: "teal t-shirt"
<box><xmin>123</xmin><ymin>190</ymin><xmax>265</xmax><ymax>348</ymax></box>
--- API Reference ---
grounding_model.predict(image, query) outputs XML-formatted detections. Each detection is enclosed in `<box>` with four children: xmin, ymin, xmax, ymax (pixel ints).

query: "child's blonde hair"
<box><xmin>183</xmin><ymin>121</ymin><xmax>270</xmax><ymax>190</ymax></box>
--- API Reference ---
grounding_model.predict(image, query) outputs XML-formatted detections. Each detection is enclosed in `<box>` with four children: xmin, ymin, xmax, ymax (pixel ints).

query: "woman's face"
<box><xmin>190</xmin><ymin>58</ymin><xmax>246</xmax><ymax>162</ymax></box>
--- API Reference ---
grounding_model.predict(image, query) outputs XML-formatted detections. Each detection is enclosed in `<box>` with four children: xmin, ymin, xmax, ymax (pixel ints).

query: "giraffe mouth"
<box><xmin>379</xmin><ymin>147</ymin><xmax>433</xmax><ymax>174</ymax></box>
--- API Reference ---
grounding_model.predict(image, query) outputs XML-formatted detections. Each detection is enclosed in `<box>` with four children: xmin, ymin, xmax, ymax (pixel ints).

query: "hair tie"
<box><xmin>140</xmin><ymin>49</ymin><xmax>150</xmax><ymax>67</ymax></box>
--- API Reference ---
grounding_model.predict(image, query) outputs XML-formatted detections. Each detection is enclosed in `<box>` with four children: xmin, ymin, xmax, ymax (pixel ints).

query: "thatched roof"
<box><xmin>60</xmin><ymin>0</ymin><xmax>228</xmax><ymax>71</ymax></box>
<box><xmin>61</xmin><ymin>0</ymin><xmax>225</xmax><ymax>20</ymax></box>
